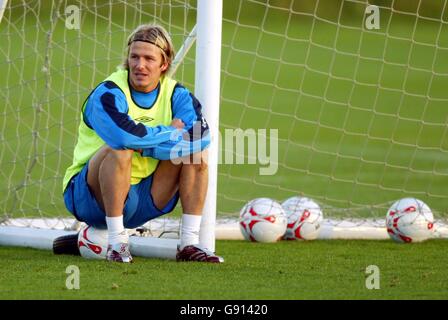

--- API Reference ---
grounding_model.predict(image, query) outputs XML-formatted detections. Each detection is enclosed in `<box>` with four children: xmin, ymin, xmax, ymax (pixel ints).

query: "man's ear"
<box><xmin>160</xmin><ymin>62</ymin><xmax>168</xmax><ymax>72</ymax></box>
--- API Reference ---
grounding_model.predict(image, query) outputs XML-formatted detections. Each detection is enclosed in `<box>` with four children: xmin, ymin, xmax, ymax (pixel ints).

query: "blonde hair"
<box><xmin>123</xmin><ymin>24</ymin><xmax>175</xmax><ymax>74</ymax></box>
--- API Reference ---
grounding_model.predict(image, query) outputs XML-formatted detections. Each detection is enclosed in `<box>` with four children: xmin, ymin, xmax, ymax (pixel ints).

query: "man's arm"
<box><xmin>84</xmin><ymin>83</ymin><xmax>183</xmax><ymax>150</ymax></box>
<box><xmin>141</xmin><ymin>84</ymin><xmax>211</xmax><ymax>160</ymax></box>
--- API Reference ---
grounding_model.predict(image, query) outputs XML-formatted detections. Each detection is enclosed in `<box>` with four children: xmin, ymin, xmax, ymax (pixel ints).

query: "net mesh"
<box><xmin>0</xmin><ymin>0</ymin><xmax>196</xmax><ymax>228</ymax></box>
<box><xmin>219</xmin><ymin>0</ymin><xmax>448</xmax><ymax>223</ymax></box>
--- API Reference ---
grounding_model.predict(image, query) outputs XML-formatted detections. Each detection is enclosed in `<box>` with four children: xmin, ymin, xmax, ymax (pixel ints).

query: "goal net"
<box><xmin>1</xmin><ymin>0</ymin><xmax>448</xmax><ymax>246</ymax></box>
<box><xmin>217</xmin><ymin>0</ymin><xmax>448</xmax><ymax>238</ymax></box>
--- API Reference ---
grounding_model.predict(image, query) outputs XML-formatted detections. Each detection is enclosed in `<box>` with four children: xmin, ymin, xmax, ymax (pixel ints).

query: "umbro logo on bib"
<box><xmin>134</xmin><ymin>116</ymin><xmax>154</xmax><ymax>123</ymax></box>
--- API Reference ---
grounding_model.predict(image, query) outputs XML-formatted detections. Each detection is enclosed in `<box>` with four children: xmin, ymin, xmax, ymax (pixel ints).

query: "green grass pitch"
<box><xmin>0</xmin><ymin>240</ymin><xmax>447</xmax><ymax>299</ymax></box>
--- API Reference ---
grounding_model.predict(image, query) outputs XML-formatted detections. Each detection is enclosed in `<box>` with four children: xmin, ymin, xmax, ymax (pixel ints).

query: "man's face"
<box><xmin>128</xmin><ymin>41</ymin><xmax>167</xmax><ymax>92</ymax></box>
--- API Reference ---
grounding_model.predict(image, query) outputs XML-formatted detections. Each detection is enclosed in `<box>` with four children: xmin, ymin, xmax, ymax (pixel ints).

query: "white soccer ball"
<box><xmin>77</xmin><ymin>225</ymin><xmax>108</xmax><ymax>259</ymax></box>
<box><xmin>239</xmin><ymin>198</ymin><xmax>287</xmax><ymax>243</ymax></box>
<box><xmin>386</xmin><ymin>198</ymin><xmax>434</xmax><ymax>243</ymax></box>
<box><xmin>282</xmin><ymin>196</ymin><xmax>323</xmax><ymax>240</ymax></box>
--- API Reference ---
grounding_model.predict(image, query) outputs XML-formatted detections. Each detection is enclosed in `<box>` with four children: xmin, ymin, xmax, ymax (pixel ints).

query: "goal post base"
<box><xmin>1</xmin><ymin>219</ymin><xmax>447</xmax><ymax>257</ymax></box>
<box><xmin>0</xmin><ymin>226</ymin><xmax>74</xmax><ymax>250</ymax></box>
<box><xmin>0</xmin><ymin>226</ymin><xmax>179</xmax><ymax>260</ymax></box>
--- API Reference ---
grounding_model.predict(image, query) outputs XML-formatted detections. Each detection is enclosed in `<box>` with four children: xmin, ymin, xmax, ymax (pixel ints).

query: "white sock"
<box><xmin>180</xmin><ymin>213</ymin><xmax>202</xmax><ymax>250</ymax></box>
<box><xmin>106</xmin><ymin>216</ymin><xmax>127</xmax><ymax>245</ymax></box>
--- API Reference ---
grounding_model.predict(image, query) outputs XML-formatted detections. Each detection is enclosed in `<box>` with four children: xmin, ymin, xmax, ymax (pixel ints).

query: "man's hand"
<box><xmin>171</xmin><ymin>118</ymin><xmax>185</xmax><ymax>129</ymax></box>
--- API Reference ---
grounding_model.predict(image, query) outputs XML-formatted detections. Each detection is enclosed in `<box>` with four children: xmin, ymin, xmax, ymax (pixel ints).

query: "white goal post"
<box><xmin>195</xmin><ymin>0</ymin><xmax>222</xmax><ymax>253</ymax></box>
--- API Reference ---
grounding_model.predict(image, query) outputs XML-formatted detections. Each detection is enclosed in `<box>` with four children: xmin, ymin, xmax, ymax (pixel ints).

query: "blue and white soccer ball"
<box><xmin>282</xmin><ymin>196</ymin><xmax>323</xmax><ymax>241</ymax></box>
<box><xmin>77</xmin><ymin>225</ymin><xmax>108</xmax><ymax>259</ymax></box>
<box><xmin>386</xmin><ymin>198</ymin><xmax>434</xmax><ymax>243</ymax></box>
<box><xmin>239</xmin><ymin>198</ymin><xmax>287</xmax><ymax>243</ymax></box>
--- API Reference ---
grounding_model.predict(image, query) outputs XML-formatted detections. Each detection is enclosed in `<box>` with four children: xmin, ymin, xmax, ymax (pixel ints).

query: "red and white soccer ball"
<box><xmin>77</xmin><ymin>225</ymin><xmax>108</xmax><ymax>259</ymax></box>
<box><xmin>239</xmin><ymin>198</ymin><xmax>287</xmax><ymax>243</ymax></box>
<box><xmin>282</xmin><ymin>196</ymin><xmax>323</xmax><ymax>240</ymax></box>
<box><xmin>386</xmin><ymin>198</ymin><xmax>434</xmax><ymax>243</ymax></box>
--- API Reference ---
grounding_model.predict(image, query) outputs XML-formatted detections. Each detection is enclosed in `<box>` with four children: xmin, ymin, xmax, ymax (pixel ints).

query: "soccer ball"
<box><xmin>386</xmin><ymin>198</ymin><xmax>434</xmax><ymax>243</ymax></box>
<box><xmin>239</xmin><ymin>198</ymin><xmax>287</xmax><ymax>243</ymax></box>
<box><xmin>77</xmin><ymin>225</ymin><xmax>108</xmax><ymax>259</ymax></box>
<box><xmin>282</xmin><ymin>196</ymin><xmax>323</xmax><ymax>240</ymax></box>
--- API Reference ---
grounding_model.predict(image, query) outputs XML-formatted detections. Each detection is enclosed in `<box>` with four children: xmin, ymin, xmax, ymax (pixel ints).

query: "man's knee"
<box><xmin>183</xmin><ymin>151</ymin><xmax>208</xmax><ymax>172</ymax></box>
<box><xmin>103</xmin><ymin>147</ymin><xmax>133</xmax><ymax>169</ymax></box>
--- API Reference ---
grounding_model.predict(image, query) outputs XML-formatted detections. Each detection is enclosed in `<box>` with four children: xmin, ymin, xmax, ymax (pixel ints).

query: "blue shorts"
<box><xmin>63</xmin><ymin>162</ymin><xmax>179</xmax><ymax>229</ymax></box>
